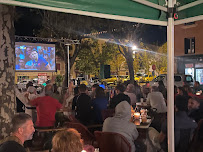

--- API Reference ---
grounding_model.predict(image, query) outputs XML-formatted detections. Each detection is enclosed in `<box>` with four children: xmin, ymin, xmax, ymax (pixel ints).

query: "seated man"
<box><xmin>30</xmin><ymin>84</ymin><xmax>62</xmax><ymax>127</ymax></box>
<box><xmin>146</xmin><ymin>86</ymin><xmax>167</xmax><ymax>113</ymax></box>
<box><xmin>188</xmin><ymin>96</ymin><xmax>203</xmax><ymax>123</ymax></box>
<box><xmin>149</xmin><ymin>95</ymin><xmax>197</xmax><ymax>151</ymax></box>
<box><xmin>0</xmin><ymin>113</ymin><xmax>35</xmax><ymax>152</ymax></box>
<box><xmin>109</xmin><ymin>84</ymin><xmax>131</xmax><ymax>109</ymax></box>
<box><xmin>103</xmin><ymin>101</ymin><xmax>139</xmax><ymax>152</ymax></box>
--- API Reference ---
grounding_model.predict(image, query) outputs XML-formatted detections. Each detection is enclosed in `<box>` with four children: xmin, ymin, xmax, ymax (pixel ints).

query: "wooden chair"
<box><xmin>68</xmin><ymin>114</ymin><xmax>80</xmax><ymax>123</ymax></box>
<box><xmin>94</xmin><ymin>131</ymin><xmax>131</xmax><ymax>152</ymax></box>
<box><xmin>66</xmin><ymin>122</ymin><xmax>95</xmax><ymax>145</ymax></box>
<box><xmin>189</xmin><ymin>119</ymin><xmax>203</xmax><ymax>152</ymax></box>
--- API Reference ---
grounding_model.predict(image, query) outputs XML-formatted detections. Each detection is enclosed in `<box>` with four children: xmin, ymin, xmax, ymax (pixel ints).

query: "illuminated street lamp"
<box><xmin>132</xmin><ymin>45</ymin><xmax>137</xmax><ymax>50</ymax></box>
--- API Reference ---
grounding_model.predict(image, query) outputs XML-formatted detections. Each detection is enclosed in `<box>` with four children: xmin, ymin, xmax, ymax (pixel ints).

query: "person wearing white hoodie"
<box><xmin>103</xmin><ymin>101</ymin><xmax>139</xmax><ymax>152</ymax></box>
<box><xmin>15</xmin><ymin>86</ymin><xmax>43</xmax><ymax>122</ymax></box>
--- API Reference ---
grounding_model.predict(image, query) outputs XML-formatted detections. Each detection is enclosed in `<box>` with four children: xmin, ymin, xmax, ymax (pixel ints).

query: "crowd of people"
<box><xmin>1</xmin><ymin>79</ymin><xmax>203</xmax><ymax>152</ymax></box>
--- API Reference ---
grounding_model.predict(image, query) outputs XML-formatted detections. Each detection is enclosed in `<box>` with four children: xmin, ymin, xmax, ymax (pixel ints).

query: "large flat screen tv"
<box><xmin>15</xmin><ymin>42</ymin><xmax>56</xmax><ymax>71</ymax></box>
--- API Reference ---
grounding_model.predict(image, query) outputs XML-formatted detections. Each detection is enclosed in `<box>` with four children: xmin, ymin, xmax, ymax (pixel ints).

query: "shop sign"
<box><xmin>195</xmin><ymin>63</ymin><xmax>203</xmax><ymax>68</ymax></box>
<box><xmin>38</xmin><ymin>73</ymin><xmax>47</xmax><ymax>84</ymax></box>
<box><xmin>185</xmin><ymin>64</ymin><xmax>193</xmax><ymax>68</ymax></box>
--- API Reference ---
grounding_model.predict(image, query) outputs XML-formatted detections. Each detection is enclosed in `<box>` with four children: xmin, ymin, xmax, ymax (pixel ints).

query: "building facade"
<box><xmin>175</xmin><ymin>20</ymin><xmax>203</xmax><ymax>84</ymax></box>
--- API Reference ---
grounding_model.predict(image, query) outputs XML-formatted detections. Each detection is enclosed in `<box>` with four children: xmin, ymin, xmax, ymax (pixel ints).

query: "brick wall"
<box><xmin>174</xmin><ymin>20</ymin><xmax>203</xmax><ymax>56</ymax></box>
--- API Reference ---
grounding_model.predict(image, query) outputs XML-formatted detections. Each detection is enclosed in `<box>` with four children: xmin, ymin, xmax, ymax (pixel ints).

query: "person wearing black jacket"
<box><xmin>75</xmin><ymin>84</ymin><xmax>93</xmax><ymax>125</ymax></box>
<box><xmin>109</xmin><ymin>84</ymin><xmax>131</xmax><ymax>109</ymax></box>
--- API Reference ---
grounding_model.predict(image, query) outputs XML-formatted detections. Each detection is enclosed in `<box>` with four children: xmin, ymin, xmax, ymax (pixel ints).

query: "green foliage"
<box><xmin>134</xmin><ymin>43</ymin><xmax>153</xmax><ymax>74</ymax></box>
<box><xmin>55</xmin><ymin>75</ymin><xmax>64</xmax><ymax>86</ymax></box>
<box><xmin>152</xmin><ymin>42</ymin><xmax>167</xmax><ymax>74</ymax></box>
<box><xmin>107</xmin><ymin>48</ymin><xmax>126</xmax><ymax>75</ymax></box>
<box><xmin>76</xmin><ymin>39</ymin><xmax>124</xmax><ymax>75</ymax></box>
<box><xmin>133</xmin><ymin>53</ymin><xmax>141</xmax><ymax>74</ymax></box>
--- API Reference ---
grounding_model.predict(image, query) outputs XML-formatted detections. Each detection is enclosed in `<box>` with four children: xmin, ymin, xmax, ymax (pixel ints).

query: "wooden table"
<box><xmin>133</xmin><ymin>118</ymin><xmax>153</xmax><ymax>140</ymax></box>
<box><xmin>135</xmin><ymin>119</ymin><xmax>152</xmax><ymax>129</ymax></box>
<box><xmin>35</xmin><ymin>127</ymin><xmax>67</xmax><ymax>133</ymax></box>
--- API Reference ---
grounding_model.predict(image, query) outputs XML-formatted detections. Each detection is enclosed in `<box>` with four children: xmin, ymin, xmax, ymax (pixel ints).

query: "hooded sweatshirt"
<box><xmin>103</xmin><ymin>101</ymin><xmax>138</xmax><ymax>152</ymax></box>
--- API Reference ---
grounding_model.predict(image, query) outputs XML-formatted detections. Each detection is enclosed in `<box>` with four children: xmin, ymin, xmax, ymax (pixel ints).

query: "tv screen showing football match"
<box><xmin>15</xmin><ymin>42</ymin><xmax>56</xmax><ymax>71</ymax></box>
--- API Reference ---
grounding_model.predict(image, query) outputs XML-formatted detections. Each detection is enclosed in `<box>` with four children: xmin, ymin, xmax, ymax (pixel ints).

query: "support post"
<box><xmin>66</xmin><ymin>44</ymin><xmax>70</xmax><ymax>87</ymax></box>
<box><xmin>167</xmin><ymin>0</ymin><xmax>175</xmax><ymax>152</ymax></box>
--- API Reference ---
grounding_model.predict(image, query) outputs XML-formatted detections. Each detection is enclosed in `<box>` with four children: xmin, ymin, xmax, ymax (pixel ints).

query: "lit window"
<box><xmin>184</xmin><ymin>37</ymin><xmax>195</xmax><ymax>54</ymax></box>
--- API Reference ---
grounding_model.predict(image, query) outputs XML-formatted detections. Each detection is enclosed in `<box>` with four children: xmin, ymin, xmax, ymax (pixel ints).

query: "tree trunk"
<box><xmin>0</xmin><ymin>4</ymin><xmax>15</xmax><ymax>139</ymax></box>
<box><xmin>63</xmin><ymin>46</ymin><xmax>68</xmax><ymax>87</ymax></box>
<box><xmin>70</xmin><ymin>44</ymin><xmax>80</xmax><ymax>69</ymax></box>
<box><xmin>126</xmin><ymin>54</ymin><xmax>135</xmax><ymax>84</ymax></box>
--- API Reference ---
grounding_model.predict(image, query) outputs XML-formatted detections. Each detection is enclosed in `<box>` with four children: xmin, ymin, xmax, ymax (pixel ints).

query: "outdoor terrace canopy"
<box><xmin>0</xmin><ymin>0</ymin><xmax>202</xmax><ymax>25</ymax></box>
<box><xmin>0</xmin><ymin>0</ymin><xmax>203</xmax><ymax>152</ymax></box>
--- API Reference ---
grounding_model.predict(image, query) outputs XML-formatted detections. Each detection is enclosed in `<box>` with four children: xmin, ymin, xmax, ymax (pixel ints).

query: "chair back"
<box><xmin>94</xmin><ymin>131</ymin><xmax>131</xmax><ymax>152</ymax></box>
<box><xmin>66</xmin><ymin>122</ymin><xmax>95</xmax><ymax>145</ymax></box>
<box><xmin>68</xmin><ymin>114</ymin><xmax>80</xmax><ymax>123</ymax></box>
<box><xmin>101</xmin><ymin>109</ymin><xmax>115</xmax><ymax>121</ymax></box>
<box><xmin>176</xmin><ymin>128</ymin><xmax>191</xmax><ymax>152</ymax></box>
<box><xmin>189</xmin><ymin>119</ymin><xmax>203</xmax><ymax>152</ymax></box>
<box><xmin>192</xmin><ymin>119</ymin><xmax>203</xmax><ymax>142</ymax></box>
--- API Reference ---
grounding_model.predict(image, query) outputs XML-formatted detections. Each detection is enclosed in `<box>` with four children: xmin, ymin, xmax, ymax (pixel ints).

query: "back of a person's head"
<box><xmin>26</xmin><ymin>81</ymin><xmax>33</xmax><ymax>89</ymax></box>
<box><xmin>74</xmin><ymin>87</ymin><xmax>79</xmax><ymax>96</ymax></box>
<box><xmin>52</xmin><ymin>128</ymin><xmax>83</xmax><ymax>152</ymax></box>
<box><xmin>152</xmin><ymin>86</ymin><xmax>159</xmax><ymax>92</ymax></box>
<box><xmin>27</xmin><ymin>86</ymin><xmax>36</xmax><ymax>94</ymax></box>
<box><xmin>79</xmin><ymin>84</ymin><xmax>87</xmax><ymax>93</ymax></box>
<box><xmin>115</xmin><ymin>101</ymin><xmax>131</xmax><ymax>120</ymax></box>
<box><xmin>195</xmin><ymin>81</ymin><xmax>200</xmax><ymax>86</ymax></box>
<box><xmin>183</xmin><ymin>84</ymin><xmax>192</xmax><ymax>93</ymax></box>
<box><xmin>92</xmin><ymin>84</ymin><xmax>99</xmax><ymax>89</ymax></box>
<box><xmin>45</xmin><ymin>84</ymin><xmax>53</xmax><ymax>96</ymax></box>
<box><xmin>126</xmin><ymin>84</ymin><xmax>136</xmax><ymax>93</ymax></box>
<box><xmin>11</xmin><ymin>113</ymin><xmax>32</xmax><ymax>133</ymax></box>
<box><xmin>115</xmin><ymin>84</ymin><xmax>125</xmax><ymax>93</ymax></box>
<box><xmin>175</xmin><ymin>95</ymin><xmax>188</xmax><ymax>111</ymax></box>
<box><xmin>95</xmin><ymin>87</ymin><xmax>105</xmax><ymax>98</ymax></box>
<box><xmin>53</xmin><ymin>83</ymin><xmax>58</xmax><ymax>93</ymax></box>
<box><xmin>158</xmin><ymin>80</ymin><xmax>164</xmax><ymax>86</ymax></box>
<box><xmin>188</xmin><ymin>96</ymin><xmax>201</xmax><ymax>104</ymax></box>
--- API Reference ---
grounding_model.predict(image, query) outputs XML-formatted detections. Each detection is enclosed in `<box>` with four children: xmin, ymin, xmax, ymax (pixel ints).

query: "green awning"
<box><xmin>0</xmin><ymin>0</ymin><xmax>202</xmax><ymax>26</ymax></box>
<box><xmin>0</xmin><ymin>0</ymin><xmax>166</xmax><ymax>26</ymax></box>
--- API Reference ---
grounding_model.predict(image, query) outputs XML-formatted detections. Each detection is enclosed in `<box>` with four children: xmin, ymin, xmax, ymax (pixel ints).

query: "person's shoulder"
<box><xmin>81</xmin><ymin>93</ymin><xmax>91</xmax><ymax>99</ymax></box>
<box><xmin>38</xmin><ymin>56</ymin><xmax>47</xmax><ymax>62</ymax></box>
<box><xmin>122</xmin><ymin>93</ymin><xmax>130</xmax><ymax>98</ymax></box>
<box><xmin>49</xmin><ymin>95</ymin><xmax>59</xmax><ymax>101</ymax></box>
<box><xmin>103</xmin><ymin>117</ymin><xmax>112</xmax><ymax>124</ymax></box>
<box><xmin>25</xmin><ymin>60</ymin><xmax>32</xmax><ymax>65</ymax></box>
<box><xmin>0</xmin><ymin>141</ymin><xmax>26</xmax><ymax>152</ymax></box>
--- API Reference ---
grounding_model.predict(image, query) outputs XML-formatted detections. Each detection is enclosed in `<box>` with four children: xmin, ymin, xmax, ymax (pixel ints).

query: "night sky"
<box><xmin>15</xmin><ymin>7</ymin><xmax>167</xmax><ymax>46</ymax></box>
<box><xmin>15</xmin><ymin>7</ymin><xmax>42</xmax><ymax>36</ymax></box>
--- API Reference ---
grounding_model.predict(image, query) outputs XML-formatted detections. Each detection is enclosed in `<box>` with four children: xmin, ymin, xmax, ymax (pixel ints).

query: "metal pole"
<box><xmin>167</xmin><ymin>0</ymin><xmax>175</xmax><ymax>151</ymax></box>
<box><xmin>67</xmin><ymin>45</ymin><xmax>70</xmax><ymax>87</ymax></box>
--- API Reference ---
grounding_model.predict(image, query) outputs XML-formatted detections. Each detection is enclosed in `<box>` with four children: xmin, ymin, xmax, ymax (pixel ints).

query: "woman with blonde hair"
<box><xmin>52</xmin><ymin>128</ymin><xmax>83</xmax><ymax>152</ymax></box>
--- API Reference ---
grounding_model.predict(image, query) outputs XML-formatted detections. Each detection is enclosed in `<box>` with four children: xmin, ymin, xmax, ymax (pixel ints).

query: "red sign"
<box><xmin>185</xmin><ymin>64</ymin><xmax>193</xmax><ymax>68</ymax></box>
<box><xmin>152</xmin><ymin>65</ymin><xmax>156</xmax><ymax>70</ymax></box>
<box><xmin>38</xmin><ymin>73</ymin><xmax>47</xmax><ymax>84</ymax></box>
<box><xmin>38</xmin><ymin>73</ymin><xmax>47</xmax><ymax>76</ymax></box>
